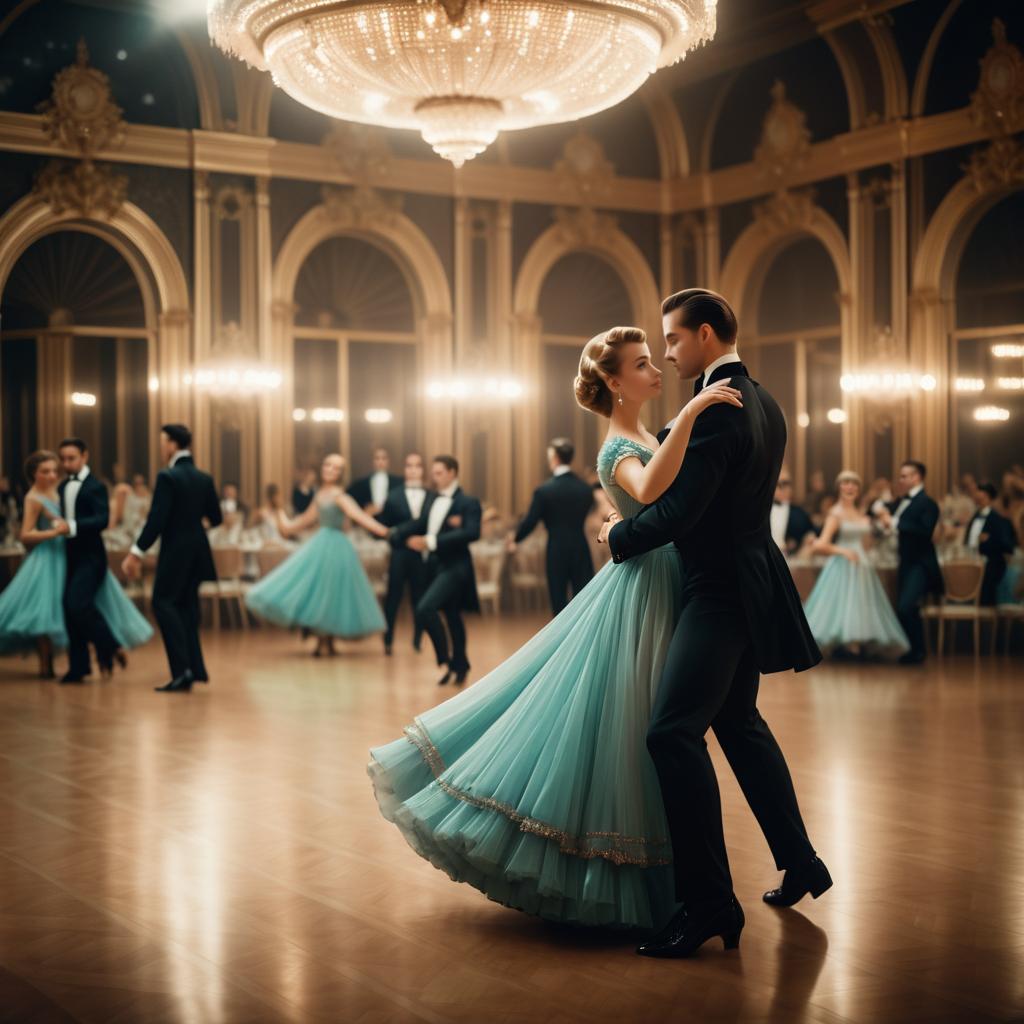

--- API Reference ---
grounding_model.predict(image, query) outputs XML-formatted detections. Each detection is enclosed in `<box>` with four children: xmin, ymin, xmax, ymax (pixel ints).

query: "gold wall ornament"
<box><xmin>554</xmin><ymin>130</ymin><xmax>614</xmax><ymax>205</ymax></box>
<box><xmin>969</xmin><ymin>19</ymin><xmax>1024</xmax><ymax>138</ymax></box>
<box><xmin>752</xmin><ymin>187</ymin><xmax>818</xmax><ymax>231</ymax></box>
<box><xmin>322</xmin><ymin>122</ymin><xmax>393</xmax><ymax>183</ymax></box>
<box><xmin>754</xmin><ymin>80</ymin><xmax>811</xmax><ymax>184</ymax></box>
<box><xmin>552</xmin><ymin>206</ymin><xmax>618</xmax><ymax>247</ymax></box>
<box><xmin>39</xmin><ymin>38</ymin><xmax>125</xmax><ymax>156</ymax></box>
<box><xmin>964</xmin><ymin>135</ymin><xmax>1024</xmax><ymax>193</ymax></box>
<box><xmin>320</xmin><ymin>184</ymin><xmax>403</xmax><ymax>228</ymax></box>
<box><xmin>33</xmin><ymin>158</ymin><xmax>127</xmax><ymax>218</ymax></box>
<box><xmin>214</xmin><ymin>185</ymin><xmax>252</xmax><ymax>221</ymax></box>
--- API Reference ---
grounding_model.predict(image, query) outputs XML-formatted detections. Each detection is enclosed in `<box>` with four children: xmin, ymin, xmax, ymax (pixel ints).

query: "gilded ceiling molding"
<box><xmin>860</xmin><ymin>12</ymin><xmax>908</xmax><ymax>120</ymax></box>
<box><xmin>323</xmin><ymin>122</ymin><xmax>393</xmax><ymax>183</ymax></box>
<box><xmin>910</xmin><ymin>0</ymin><xmax>963</xmax><ymax>119</ymax></box>
<box><xmin>698</xmin><ymin>70</ymin><xmax>740</xmax><ymax>174</ymax></box>
<box><xmin>639</xmin><ymin>82</ymin><xmax>690</xmax><ymax>180</ymax></box>
<box><xmin>174</xmin><ymin>27</ymin><xmax>224</xmax><ymax>131</ymax></box>
<box><xmin>553</xmin><ymin>132</ymin><xmax>615</xmax><ymax>206</ymax></box>
<box><xmin>821</xmin><ymin>29</ymin><xmax>868</xmax><ymax>130</ymax></box>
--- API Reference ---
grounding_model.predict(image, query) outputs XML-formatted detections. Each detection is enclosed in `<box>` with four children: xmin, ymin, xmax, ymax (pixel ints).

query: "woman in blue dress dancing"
<box><xmin>246</xmin><ymin>452</ymin><xmax>389</xmax><ymax>656</ymax></box>
<box><xmin>0</xmin><ymin>450</ymin><xmax>152</xmax><ymax>678</ymax></box>
<box><xmin>368</xmin><ymin>326</ymin><xmax>743</xmax><ymax>930</ymax></box>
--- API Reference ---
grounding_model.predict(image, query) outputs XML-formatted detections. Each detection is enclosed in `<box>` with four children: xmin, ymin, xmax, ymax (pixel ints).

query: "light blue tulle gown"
<box><xmin>0</xmin><ymin>497</ymin><xmax>153</xmax><ymax>654</ymax></box>
<box><xmin>803</xmin><ymin>516</ymin><xmax>910</xmax><ymax>657</ymax></box>
<box><xmin>368</xmin><ymin>436</ymin><xmax>684</xmax><ymax>930</ymax></box>
<box><xmin>245</xmin><ymin>496</ymin><xmax>386</xmax><ymax>638</ymax></box>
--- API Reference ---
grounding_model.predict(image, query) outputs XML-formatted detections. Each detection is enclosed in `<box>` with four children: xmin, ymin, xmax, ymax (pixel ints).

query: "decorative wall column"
<box><xmin>36</xmin><ymin>330</ymin><xmax>72</xmax><ymax>446</ymax></box>
<box><xmin>192</xmin><ymin>170</ymin><xmax>212</xmax><ymax>470</ymax></box>
<box><xmin>421</xmin><ymin>311</ymin><xmax>455</xmax><ymax>462</ymax></box>
<box><xmin>512</xmin><ymin>312</ymin><xmax>543</xmax><ymax>512</ymax></box>
<box><xmin>908</xmin><ymin>288</ymin><xmax>951</xmax><ymax>497</ymax></box>
<box><xmin>255</xmin><ymin>176</ymin><xmax>279</xmax><ymax>500</ymax></box>
<box><xmin>844</xmin><ymin>173</ymin><xmax>870</xmax><ymax>475</ymax></box>
<box><xmin>269</xmin><ymin>299</ymin><xmax>297</xmax><ymax>492</ymax></box>
<box><xmin>491</xmin><ymin>200</ymin><xmax>515</xmax><ymax>515</ymax></box>
<box><xmin>702</xmin><ymin>207</ymin><xmax>720</xmax><ymax>289</ymax></box>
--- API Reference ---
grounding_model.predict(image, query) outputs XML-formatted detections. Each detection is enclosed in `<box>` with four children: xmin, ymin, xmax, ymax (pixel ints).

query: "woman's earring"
<box><xmin>617</xmin><ymin>392</ymin><xmax>624</xmax><ymax>406</ymax></box>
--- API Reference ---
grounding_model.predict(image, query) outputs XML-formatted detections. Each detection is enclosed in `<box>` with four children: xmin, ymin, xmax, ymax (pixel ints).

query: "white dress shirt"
<box><xmin>63</xmin><ymin>463</ymin><xmax>90</xmax><ymax>538</ymax></box>
<box><xmin>698</xmin><ymin>351</ymin><xmax>743</xmax><ymax>389</ymax></box>
<box><xmin>553</xmin><ymin>465</ymin><xmax>571</xmax><ymax>478</ymax></box>
<box><xmin>967</xmin><ymin>506</ymin><xmax>991</xmax><ymax>550</ymax></box>
<box><xmin>370</xmin><ymin>470</ymin><xmax>391</xmax><ymax>508</ymax></box>
<box><xmin>424</xmin><ymin>481</ymin><xmax>459</xmax><ymax>552</ymax></box>
<box><xmin>770</xmin><ymin>501</ymin><xmax>790</xmax><ymax>549</ymax></box>
<box><xmin>404</xmin><ymin>485</ymin><xmax>427</xmax><ymax>521</ymax></box>
<box><xmin>892</xmin><ymin>483</ymin><xmax>923</xmax><ymax>531</ymax></box>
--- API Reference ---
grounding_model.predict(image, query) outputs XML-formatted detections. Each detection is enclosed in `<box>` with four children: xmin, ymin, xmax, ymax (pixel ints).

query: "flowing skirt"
<box><xmin>245</xmin><ymin>527</ymin><xmax>386</xmax><ymax>638</ymax></box>
<box><xmin>0</xmin><ymin>540</ymin><xmax>152</xmax><ymax>653</ymax></box>
<box><xmin>804</xmin><ymin>548</ymin><xmax>910</xmax><ymax>657</ymax></box>
<box><xmin>368</xmin><ymin>545</ymin><xmax>683</xmax><ymax>930</ymax></box>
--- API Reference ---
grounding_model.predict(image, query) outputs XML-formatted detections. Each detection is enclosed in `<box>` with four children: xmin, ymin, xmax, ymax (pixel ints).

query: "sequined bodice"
<box><xmin>597</xmin><ymin>436</ymin><xmax>656</xmax><ymax>518</ymax></box>
<box><xmin>832</xmin><ymin>517</ymin><xmax>872</xmax><ymax>549</ymax></box>
<box><xmin>317</xmin><ymin>497</ymin><xmax>346</xmax><ymax>531</ymax></box>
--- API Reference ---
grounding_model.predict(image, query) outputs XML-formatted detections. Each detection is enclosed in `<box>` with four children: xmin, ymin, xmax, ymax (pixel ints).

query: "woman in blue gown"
<box><xmin>804</xmin><ymin>470</ymin><xmax>910</xmax><ymax>659</ymax></box>
<box><xmin>368</xmin><ymin>326</ymin><xmax>743</xmax><ymax>930</ymax></box>
<box><xmin>246</xmin><ymin>452</ymin><xmax>389</xmax><ymax>656</ymax></box>
<box><xmin>0</xmin><ymin>450</ymin><xmax>153</xmax><ymax>678</ymax></box>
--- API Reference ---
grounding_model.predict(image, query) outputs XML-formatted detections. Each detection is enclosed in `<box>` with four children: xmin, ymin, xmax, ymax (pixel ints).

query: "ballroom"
<box><xmin>0</xmin><ymin>0</ymin><xmax>1022</xmax><ymax>1021</ymax></box>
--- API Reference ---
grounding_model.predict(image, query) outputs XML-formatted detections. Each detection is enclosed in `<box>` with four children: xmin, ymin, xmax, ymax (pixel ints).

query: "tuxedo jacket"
<box><xmin>377</xmin><ymin>485</ymin><xmax>434</xmax><ymax>530</ymax></box>
<box><xmin>609</xmin><ymin>362</ymin><xmax>821</xmax><ymax>674</ymax></box>
<box><xmin>392</xmin><ymin>488</ymin><xmax>481</xmax><ymax>612</ymax></box>
<box><xmin>885</xmin><ymin>491</ymin><xmax>943</xmax><ymax>595</ymax></box>
<box><xmin>785</xmin><ymin>503</ymin><xmax>817</xmax><ymax>548</ymax></box>
<box><xmin>514</xmin><ymin>472</ymin><xmax>594</xmax><ymax>559</ymax></box>
<box><xmin>964</xmin><ymin>507</ymin><xmax>1016</xmax><ymax>600</ymax></box>
<box><xmin>347</xmin><ymin>472</ymin><xmax>403</xmax><ymax>509</ymax></box>
<box><xmin>59</xmin><ymin>472</ymin><xmax>109</xmax><ymax>574</ymax></box>
<box><xmin>135</xmin><ymin>457</ymin><xmax>222</xmax><ymax>597</ymax></box>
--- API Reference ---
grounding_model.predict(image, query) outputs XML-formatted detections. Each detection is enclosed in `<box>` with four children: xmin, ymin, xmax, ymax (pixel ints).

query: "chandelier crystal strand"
<box><xmin>208</xmin><ymin>1</ymin><xmax>716</xmax><ymax>166</ymax></box>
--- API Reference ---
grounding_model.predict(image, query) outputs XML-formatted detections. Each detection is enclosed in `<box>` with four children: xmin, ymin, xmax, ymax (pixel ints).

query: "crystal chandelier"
<box><xmin>208</xmin><ymin>1</ymin><xmax>717</xmax><ymax>166</ymax></box>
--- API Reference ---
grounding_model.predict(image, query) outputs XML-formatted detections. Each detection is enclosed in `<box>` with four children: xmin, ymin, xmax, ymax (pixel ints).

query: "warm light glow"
<box><xmin>364</xmin><ymin>408</ymin><xmax>394</xmax><ymax>424</ymax></box>
<box><xmin>992</xmin><ymin>343</ymin><xmax>1024</xmax><ymax>358</ymax></box>
<box><xmin>193</xmin><ymin>364</ymin><xmax>282</xmax><ymax>396</ymax></box>
<box><xmin>310</xmin><ymin>407</ymin><xmax>344</xmax><ymax>422</ymax></box>
<box><xmin>292</xmin><ymin>408</ymin><xmax>307</xmax><ymax>422</ymax></box>
<box><xmin>919</xmin><ymin>374</ymin><xmax>937</xmax><ymax>391</ymax></box>
<box><xmin>955</xmin><ymin>377</ymin><xmax>985</xmax><ymax>392</ymax></box>
<box><xmin>826</xmin><ymin>407</ymin><xmax>847</xmax><ymax>424</ymax></box>
<box><xmin>208</xmin><ymin>1</ymin><xmax>716</xmax><ymax>166</ymax></box>
<box><xmin>839</xmin><ymin>372</ymin><xmax>934</xmax><ymax>395</ymax></box>
<box><xmin>797</xmin><ymin>412</ymin><xmax>810</xmax><ymax>428</ymax></box>
<box><xmin>148</xmin><ymin>375</ymin><xmax>160</xmax><ymax>392</ymax></box>
<box><xmin>426</xmin><ymin>377</ymin><xmax>525</xmax><ymax>401</ymax></box>
<box><xmin>996</xmin><ymin>377</ymin><xmax>1024</xmax><ymax>390</ymax></box>
<box><xmin>974</xmin><ymin>405</ymin><xmax>1011</xmax><ymax>422</ymax></box>
<box><xmin>70</xmin><ymin>391</ymin><xmax>96</xmax><ymax>406</ymax></box>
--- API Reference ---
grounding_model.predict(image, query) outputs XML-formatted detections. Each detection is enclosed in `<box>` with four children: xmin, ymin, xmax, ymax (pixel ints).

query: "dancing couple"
<box><xmin>369</xmin><ymin>289</ymin><xmax>831</xmax><ymax>958</ymax></box>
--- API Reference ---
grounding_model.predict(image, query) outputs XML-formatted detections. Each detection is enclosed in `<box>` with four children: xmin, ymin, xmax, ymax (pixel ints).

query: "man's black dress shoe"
<box><xmin>384</xmin><ymin>638</ymin><xmax>393</xmax><ymax>656</ymax></box>
<box><xmin>898</xmin><ymin>651</ymin><xmax>925</xmax><ymax>665</ymax></box>
<box><xmin>413</xmin><ymin>636</ymin><xmax>423</xmax><ymax>653</ymax></box>
<box><xmin>453</xmin><ymin>668</ymin><xmax>469</xmax><ymax>686</ymax></box>
<box><xmin>438</xmin><ymin>668</ymin><xmax>453</xmax><ymax>686</ymax></box>
<box><xmin>636</xmin><ymin>897</ymin><xmax>744</xmax><ymax>958</ymax></box>
<box><xmin>763</xmin><ymin>856</ymin><xmax>833</xmax><ymax>907</ymax></box>
<box><xmin>155</xmin><ymin>671</ymin><xmax>194</xmax><ymax>693</ymax></box>
<box><xmin>59</xmin><ymin>672</ymin><xmax>87</xmax><ymax>684</ymax></box>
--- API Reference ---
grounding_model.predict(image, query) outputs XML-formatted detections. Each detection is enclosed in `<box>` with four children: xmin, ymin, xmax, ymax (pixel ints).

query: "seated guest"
<box><xmin>803</xmin><ymin>468</ymin><xmax>827</xmax><ymax>522</ymax></box>
<box><xmin>804</xmin><ymin>471</ymin><xmax>909</xmax><ymax>660</ymax></box>
<box><xmin>216</xmin><ymin>483</ymin><xmax>247</xmax><ymax>544</ymax></box>
<box><xmin>253</xmin><ymin>483</ymin><xmax>292</xmax><ymax>545</ymax></box>
<box><xmin>508</xmin><ymin>437</ymin><xmax>595</xmax><ymax>615</ymax></box>
<box><xmin>965</xmin><ymin>481</ymin><xmax>1017</xmax><ymax>606</ymax></box>
<box><xmin>291</xmin><ymin>467</ymin><xmax>317</xmax><ymax>515</ymax></box>
<box><xmin>873</xmin><ymin>460</ymin><xmax>943</xmax><ymax>665</ymax></box>
<box><xmin>348</xmin><ymin>447</ymin><xmax>402</xmax><ymax>515</ymax></box>
<box><xmin>770</xmin><ymin>466</ymin><xmax>816</xmax><ymax>556</ymax></box>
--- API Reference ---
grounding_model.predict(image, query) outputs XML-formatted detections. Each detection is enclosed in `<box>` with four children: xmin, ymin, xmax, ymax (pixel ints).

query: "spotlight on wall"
<box><xmin>796</xmin><ymin>412</ymin><xmax>810</xmax><ymax>428</ymax></box>
<box><xmin>955</xmin><ymin>377</ymin><xmax>985</xmax><ymax>392</ymax></box>
<box><xmin>365</xmin><ymin>408</ymin><xmax>393</xmax><ymax>424</ymax></box>
<box><xmin>826</xmin><ymin>407</ymin><xmax>847</xmax><ymax>424</ymax></box>
<box><xmin>974</xmin><ymin>405</ymin><xmax>1011</xmax><ymax>422</ymax></box>
<box><xmin>148</xmin><ymin>375</ymin><xmax>160</xmax><ymax>392</ymax></box>
<box><xmin>991</xmin><ymin>343</ymin><xmax>1024</xmax><ymax>359</ymax></box>
<box><xmin>310</xmin><ymin>407</ymin><xmax>344</xmax><ymax>422</ymax></box>
<box><xmin>70</xmin><ymin>391</ymin><xmax>97</xmax><ymax>406</ymax></box>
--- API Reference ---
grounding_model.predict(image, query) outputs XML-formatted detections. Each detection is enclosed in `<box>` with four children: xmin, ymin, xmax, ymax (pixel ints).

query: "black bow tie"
<box><xmin>69</xmin><ymin>474</ymin><xmax>81</xmax><ymax>482</ymax></box>
<box><xmin>693</xmin><ymin>377</ymin><xmax>703</xmax><ymax>397</ymax></box>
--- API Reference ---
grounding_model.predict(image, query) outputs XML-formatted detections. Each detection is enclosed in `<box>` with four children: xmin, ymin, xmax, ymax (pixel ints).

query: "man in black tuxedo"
<box><xmin>508</xmin><ymin>437</ymin><xmax>594</xmax><ymax>615</ymax></box>
<box><xmin>376</xmin><ymin>452</ymin><xmax>431</xmax><ymax>655</ymax></box>
<box><xmin>390</xmin><ymin>455</ymin><xmax>480</xmax><ymax>686</ymax></box>
<box><xmin>603</xmin><ymin>289</ymin><xmax>827</xmax><ymax>959</ymax></box>
<box><xmin>770</xmin><ymin>467</ymin><xmax>817</xmax><ymax>556</ymax></box>
<box><xmin>964</xmin><ymin>481</ymin><xmax>1016</xmax><ymax>606</ymax></box>
<box><xmin>874</xmin><ymin>460</ymin><xmax>943</xmax><ymax>664</ymax></box>
<box><xmin>347</xmin><ymin>447</ymin><xmax>402</xmax><ymax>515</ymax></box>
<box><xmin>122</xmin><ymin>424</ymin><xmax>222</xmax><ymax>693</ymax></box>
<box><xmin>57</xmin><ymin>438</ymin><xmax>119</xmax><ymax>683</ymax></box>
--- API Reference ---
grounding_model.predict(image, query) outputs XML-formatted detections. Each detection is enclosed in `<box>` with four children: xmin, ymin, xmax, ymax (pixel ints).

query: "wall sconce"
<box><xmin>826</xmin><ymin>407</ymin><xmax>847</xmax><ymax>424</ymax></box>
<box><xmin>955</xmin><ymin>377</ymin><xmax>985</xmax><ymax>392</ymax></box>
<box><xmin>991</xmin><ymin>343</ymin><xmax>1024</xmax><ymax>359</ymax></box>
<box><xmin>365</xmin><ymin>408</ymin><xmax>393</xmax><ymax>423</ymax></box>
<box><xmin>148</xmin><ymin>376</ymin><xmax>160</xmax><ymax>392</ymax></box>
<box><xmin>974</xmin><ymin>405</ymin><xmax>1010</xmax><ymax>422</ymax></box>
<box><xmin>426</xmin><ymin>377</ymin><xmax>525</xmax><ymax>401</ymax></box>
<box><xmin>996</xmin><ymin>377</ymin><xmax>1024</xmax><ymax>390</ymax></box>
<box><xmin>71</xmin><ymin>391</ymin><xmax>97</xmax><ymax>406</ymax></box>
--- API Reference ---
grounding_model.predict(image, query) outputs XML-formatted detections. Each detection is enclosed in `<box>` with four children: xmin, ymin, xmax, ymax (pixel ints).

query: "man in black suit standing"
<box><xmin>874</xmin><ymin>460</ymin><xmax>944</xmax><ymax>664</ymax></box>
<box><xmin>122</xmin><ymin>424</ymin><xmax>222</xmax><ymax>692</ymax></box>
<box><xmin>390</xmin><ymin>455</ymin><xmax>480</xmax><ymax>686</ymax></box>
<box><xmin>57</xmin><ymin>438</ymin><xmax>119</xmax><ymax>683</ymax></box>
<box><xmin>376</xmin><ymin>452</ymin><xmax>431</xmax><ymax>655</ymax></box>
<box><xmin>347</xmin><ymin>447</ymin><xmax>402</xmax><ymax>515</ymax></box>
<box><xmin>508</xmin><ymin>437</ymin><xmax>594</xmax><ymax>616</ymax></box>
<box><xmin>769</xmin><ymin>466</ymin><xmax>817</xmax><ymax>556</ymax></box>
<box><xmin>964</xmin><ymin>481</ymin><xmax>1016</xmax><ymax>606</ymax></box>
<box><xmin>602</xmin><ymin>289</ymin><xmax>827</xmax><ymax>959</ymax></box>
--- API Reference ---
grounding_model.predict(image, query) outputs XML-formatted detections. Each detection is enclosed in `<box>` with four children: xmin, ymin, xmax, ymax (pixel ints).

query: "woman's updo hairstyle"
<box><xmin>24</xmin><ymin>449</ymin><xmax>58</xmax><ymax>485</ymax></box>
<box><xmin>574</xmin><ymin>326</ymin><xmax>647</xmax><ymax>417</ymax></box>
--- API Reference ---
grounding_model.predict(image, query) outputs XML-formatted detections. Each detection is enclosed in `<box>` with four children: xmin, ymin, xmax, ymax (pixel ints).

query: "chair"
<box><xmin>921</xmin><ymin>560</ymin><xmax>996</xmax><ymax>656</ymax></box>
<box><xmin>256</xmin><ymin>546</ymin><xmax>292</xmax><ymax>578</ymax></box>
<box><xmin>508</xmin><ymin>533</ymin><xmax>547</xmax><ymax>611</ymax></box>
<box><xmin>200</xmin><ymin>545</ymin><xmax>248</xmax><ymax>629</ymax></box>
<box><xmin>472</xmin><ymin>541</ymin><xmax>507</xmax><ymax>615</ymax></box>
<box><xmin>357</xmin><ymin>539</ymin><xmax>390</xmax><ymax>599</ymax></box>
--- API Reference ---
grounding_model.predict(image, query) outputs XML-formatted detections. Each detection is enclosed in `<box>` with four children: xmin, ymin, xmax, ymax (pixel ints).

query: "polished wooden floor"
<box><xmin>1</xmin><ymin>614</ymin><xmax>1022</xmax><ymax>1024</ymax></box>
